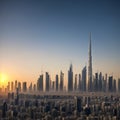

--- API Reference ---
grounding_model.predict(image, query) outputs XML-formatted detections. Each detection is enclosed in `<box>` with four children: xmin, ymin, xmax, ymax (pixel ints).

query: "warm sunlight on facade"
<box><xmin>0</xmin><ymin>73</ymin><xmax>8</xmax><ymax>87</ymax></box>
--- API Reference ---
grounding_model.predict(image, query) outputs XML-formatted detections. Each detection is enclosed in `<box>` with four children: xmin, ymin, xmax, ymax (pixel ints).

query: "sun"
<box><xmin>0</xmin><ymin>73</ymin><xmax>8</xmax><ymax>87</ymax></box>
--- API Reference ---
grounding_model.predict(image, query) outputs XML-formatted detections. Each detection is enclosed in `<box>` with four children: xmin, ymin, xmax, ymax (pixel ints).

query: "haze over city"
<box><xmin>0</xmin><ymin>0</ymin><xmax>120</xmax><ymax>87</ymax></box>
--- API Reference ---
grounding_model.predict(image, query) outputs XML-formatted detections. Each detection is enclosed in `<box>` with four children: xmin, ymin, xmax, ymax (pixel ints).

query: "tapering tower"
<box><xmin>88</xmin><ymin>33</ymin><xmax>92</xmax><ymax>92</ymax></box>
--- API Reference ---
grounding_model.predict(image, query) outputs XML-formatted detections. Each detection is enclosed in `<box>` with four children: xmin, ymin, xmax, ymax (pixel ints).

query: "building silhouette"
<box><xmin>15</xmin><ymin>88</ymin><xmax>19</xmax><ymax>105</ymax></box>
<box><xmin>55</xmin><ymin>75</ymin><xmax>59</xmax><ymax>91</ymax></box>
<box><xmin>113</xmin><ymin>79</ymin><xmax>116</xmax><ymax>92</ymax></box>
<box><xmin>18</xmin><ymin>82</ymin><xmax>21</xmax><ymax>92</ymax></box>
<box><xmin>75</xmin><ymin>96</ymin><xmax>82</xmax><ymax>112</ymax></box>
<box><xmin>108</xmin><ymin>76</ymin><xmax>113</xmax><ymax>92</ymax></box>
<box><xmin>11</xmin><ymin>81</ymin><xmax>14</xmax><ymax>92</ymax></box>
<box><xmin>68</xmin><ymin>64</ymin><xmax>73</xmax><ymax>92</ymax></box>
<box><xmin>118</xmin><ymin>78</ymin><xmax>120</xmax><ymax>92</ymax></box>
<box><xmin>15</xmin><ymin>80</ymin><xmax>17</xmax><ymax>90</ymax></box>
<box><xmin>78</xmin><ymin>74</ymin><xmax>81</xmax><ymax>91</ymax></box>
<box><xmin>8</xmin><ymin>82</ymin><xmax>10</xmax><ymax>92</ymax></box>
<box><xmin>46</xmin><ymin>72</ymin><xmax>50</xmax><ymax>92</ymax></box>
<box><xmin>29</xmin><ymin>82</ymin><xmax>32</xmax><ymax>92</ymax></box>
<box><xmin>102</xmin><ymin>76</ymin><xmax>106</xmax><ymax>92</ymax></box>
<box><xmin>33</xmin><ymin>84</ymin><xmax>36</xmax><ymax>92</ymax></box>
<box><xmin>93</xmin><ymin>73</ymin><xmax>98</xmax><ymax>91</ymax></box>
<box><xmin>60</xmin><ymin>71</ymin><xmax>64</xmax><ymax>91</ymax></box>
<box><xmin>52</xmin><ymin>81</ymin><xmax>55</xmax><ymax>91</ymax></box>
<box><xmin>74</xmin><ymin>74</ymin><xmax>77</xmax><ymax>91</ymax></box>
<box><xmin>99</xmin><ymin>72</ymin><xmax>102</xmax><ymax>91</ymax></box>
<box><xmin>105</xmin><ymin>74</ymin><xmax>108</xmax><ymax>92</ymax></box>
<box><xmin>2</xmin><ymin>101</ymin><xmax>7</xmax><ymax>118</ymax></box>
<box><xmin>23</xmin><ymin>82</ymin><xmax>27</xmax><ymax>92</ymax></box>
<box><xmin>37</xmin><ymin>74</ymin><xmax>43</xmax><ymax>91</ymax></box>
<box><xmin>88</xmin><ymin>33</ymin><xmax>93</xmax><ymax>92</ymax></box>
<box><xmin>82</xmin><ymin>66</ymin><xmax>86</xmax><ymax>91</ymax></box>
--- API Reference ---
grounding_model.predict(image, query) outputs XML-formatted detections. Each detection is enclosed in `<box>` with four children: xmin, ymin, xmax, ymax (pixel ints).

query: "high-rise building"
<box><xmin>33</xmin><ymin>84</ymin><xmax>36</xmax><ymax>92</ymax></box>
<box><xmin>88</xmin><ymin>33</ymin><xmax>93</xmax><ymax>92</ymax></box>
<box><xmin>108</xmin><ymin>76</ymin><xmax>113</xmax><ymax>92</ymax></box>
<box><xmin>18</xmin><ymin>82</ymin><xmax>21</xmax><ymax>92</ymax></box>
<box><xmin>68</xmin><ymin>64</ymin><xmax>73</xmax><ymax>92</ymax></box>
<box><xmin>82</xmin><ymin>66</ymin><xmax>86</xmax><ymax>91</ymax></box>
<box><xmin>105</xmin><ymin>74</ymin><xmax>108</xmax><ymax>92</ymax></box>
<box><xmin>118</xmin><ymin>78</ymin><xmax>120</xmax><ymax>92</ymax></box>
<box><xmin>74</xmin><ymin>74</ymin><xmax>77</xmax><ymax>91</ymax></box>
<box><xmin>46</xmin><ymin>72</ymin><xmax>50</xmax><ymax>92</ymax></box>
<box><xmin>52</xmin><ymin>81</ymin><xmax>55</xmax><ymax>91</ymax></box>
<box><xmin>23</xmin><ymin>82</ymin><xmax>27</xmax><ymax>92</ymax></box>
<box><xmin>74</xmin><ymin>96</ymin><xmax>82</xmax><ymax>112</ymax></box>
<box><xmin>99</xmin><ymin>72</ymin><xmax>102</xmax><ymax>91</ymax></box>
<box><xmin>15</xmin><ymin>80</ymin><xmax>17</xmax><ymax>90</ymax></box>
<box><xmin>15</xmin><ymin>88</ymin><xmax>19</xmax><ymax>105</ymax></box>
<box><xmin>60</xmin><ymin>71</ymin><xmax>64</xmax><ymax>91</ymax></box>
<box><xmin>7</xmin><ymin>82</ymin><xmax>10</xmax><ymax>92</ymax></box>
<box><xmin>113</xmin><ymin>79</ymin><xmax>116</xmax><ymax>92</ymax></box>
<box><xmin>102</xmin><ymin>76</ymin><xmax>106</xmax><ymax>92</ymax></box>
<box><xmin>94</xmin><ymin>73</ymin><xmax>98</xmax><ymax>91</ymax></box>
<box><xmin>2</xmin><ymin>101</ymin><xmax>7</xmax><ymax>118</ymax></box>
<box><xmin>55</xmin><ymin>75</ymin><xmax>59</xmax><ymax>91</ymax></box>
<box><xmin>11</xmin><ymin>81</ymin><xmax>14</xmax><ymax>92</ymax></box>
<box><xmin>29</xmin><ymin>82</ymin><xmax>32</xmax><ymax>92</ymax></box>
<box><xmin>78</xmin><ymin>74</ymin><xmax>81</xmax><ymax>91</ymax></box>
<box><xmin>37</xmin><ymin>74</ymin><xmax>43</xmax><ymax>91</ymax></box>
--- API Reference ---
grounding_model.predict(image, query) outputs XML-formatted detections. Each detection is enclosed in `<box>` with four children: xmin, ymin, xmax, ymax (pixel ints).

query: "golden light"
<box><xmin>0</xmin><ymin>73</ymin><xmax>8</xmax><ymax>87</ymax></box>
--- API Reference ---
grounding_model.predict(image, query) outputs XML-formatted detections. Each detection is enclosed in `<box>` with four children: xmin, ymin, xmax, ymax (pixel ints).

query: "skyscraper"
<box><xmin>18</xmin><ymin>82</ymin><xmax>21</xmax><ymax>92</ymax></box>
<box><xmin>29</xmin><ymin>82</ymin><xmax>32</xmax><ymax>92</ymax></box>
<box><xmin>118</xmin><ymin>78</ymin><xmax>120</xmax><ymax>92</ymax></box>
<box><xmin>52</xmin><ymin>81</ymin><xmax>55</xmax><ymax>91</ymax></box>
<box><xmin>7</xmin><ymin>82</ymin><xmax>10</xmax><ymax>92</ymax></box>
<box><xmin>37</xmin><ymin>74</ymin><xmax>43</xmax><ymax>91</ymax></box>
<box><xmin>11</xmin><ymin>81</ymin><xmax>14</xmax><ymax>92</ymax></box>
<box><xmin>15</xmin><ymin>88</ymin><xmax>19</xmax><ymax>105</ymax></box>
<box><xmin>74</xmin><ymin>74</ymin><xmax>77</xmax><ymax>91</ymax></box>
<box><xmin>108</xmin><ymin>76</ymin><xmax>113</xmax><ymax>92</ymax></box>
<box><xmin>2</xmin><ymin>101</ymin><xmax>7</xmax><ymax>118</ymax></box>
<box><xmin>78</xmin><ymin>74</ymin><xmax>81</xmax><ymax>91</ymax></box>
<box><xmin>23</xmin><ymin>82</ymin><xmax>27</xmax><ymax>92</ymax></box>
<box><xmin>60</xmin><ymin>71</ymin><xmax>64</xmax><ymax>91</ymax></box>
<box><xmin>82</xmin><ymin>66</ymin><xmax>86</xmax><ymax>91</ymax></box>
<box><xmin>68</xmin><ymin>64</ymin><xmax>73</xmax><ymax>92</ymax></box>
<box><xmin>113</xmin><ymin>79</ymin><xmax>116</xmax><ymax>92</ymax></box>
<box><xmin>88</xmin><ymin>33</ymin><xmax>93</xmax><ymax>92</ymax></box>
<box><xmin>94</xmin><ymin>73</ymin><xmax>98</xmax><ymax>91</ymax></box>
<box><xmin>15</xmin><ymin>80</ymin><xmax>17</xmax><ymax>90</ymax></box>
<box><xmin>46</xmin><ymin>72</ymin><xmax>50</xmax><ymax>92</ymax></box>
<box><xmin>55</xmin><ymin>75</ymin><xmax>59</xmax><ymax>91</ymax></box>
<box><xmin>74</xmin><ymin>96</ymin><xmax>82</xmax><ymax>112</ymax></box>
<box><xmin>99</xmin><ymin>72</ymin><xmax>102</xmax><ymax>91</ymax></box>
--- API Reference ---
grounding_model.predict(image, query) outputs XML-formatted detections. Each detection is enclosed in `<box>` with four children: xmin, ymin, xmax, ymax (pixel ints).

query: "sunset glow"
<box><xmin>0</xmin><ymin>73</ymin><xmax>8</xmax><ymax>87</ymax></box>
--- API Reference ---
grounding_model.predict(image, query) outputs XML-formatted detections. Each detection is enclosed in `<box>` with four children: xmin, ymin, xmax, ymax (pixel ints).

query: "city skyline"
<box><xmin>0</xmin><ymin>0</ymin><xmax>120</xmax><ymax>86</ymax></box>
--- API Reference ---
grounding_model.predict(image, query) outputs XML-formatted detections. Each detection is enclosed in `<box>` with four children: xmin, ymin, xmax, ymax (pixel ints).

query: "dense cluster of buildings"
<box><xmin>2</xmin><ymin>71</ymin><xmax>120</xmax><ymax>93</ymax></box>
<box><xmin>1</xmin><ymin>34</ymin><xmax>120</xmax><ymax>93</ymax></box>
<box><xmin>0</xmin><ymin>90</ymin><xmax>120</xmax><ymax>119</ymax></box>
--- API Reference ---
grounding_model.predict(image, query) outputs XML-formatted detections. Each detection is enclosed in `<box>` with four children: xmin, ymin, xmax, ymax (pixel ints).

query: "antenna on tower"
<box><xmin>90</xmin><ymin>32</ymin><xmax>91</xmax><ymax>40</ymax></box>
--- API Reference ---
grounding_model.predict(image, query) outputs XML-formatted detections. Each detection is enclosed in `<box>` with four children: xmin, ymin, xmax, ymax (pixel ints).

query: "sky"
<box><xmin>0</xmin><ymin>0</ymin><xmax>120</xmax><ymax>87</ymax></box>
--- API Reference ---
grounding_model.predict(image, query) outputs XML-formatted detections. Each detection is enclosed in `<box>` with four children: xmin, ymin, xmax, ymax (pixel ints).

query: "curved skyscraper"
<box><xmin>88</xmin><ymin>33</ymin><xmax>92</xmax><ymax>92</ymax></box>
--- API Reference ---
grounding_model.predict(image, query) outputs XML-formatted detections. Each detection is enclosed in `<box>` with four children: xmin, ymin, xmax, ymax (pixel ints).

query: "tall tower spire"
<box><xmin>88</xmin><ymin>32</ymin><xmax>92</xmax><ymax>92</ymax></box>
